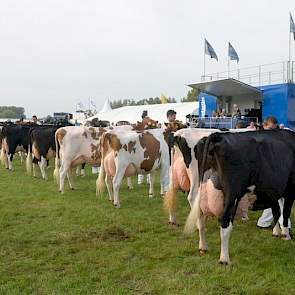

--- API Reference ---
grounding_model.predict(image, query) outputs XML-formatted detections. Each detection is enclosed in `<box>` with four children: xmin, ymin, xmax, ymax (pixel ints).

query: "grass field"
<box><xmin>0</xmin><ymin>159</ymin><xmax>295</xmax><ymax>294</ymax></box>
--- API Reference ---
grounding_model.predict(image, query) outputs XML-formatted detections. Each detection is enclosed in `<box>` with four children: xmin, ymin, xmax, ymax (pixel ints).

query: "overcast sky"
<box><xmin>0</xmin><ymin>0</ymin><xmax>294</xmax><ymax>117</ymax></box>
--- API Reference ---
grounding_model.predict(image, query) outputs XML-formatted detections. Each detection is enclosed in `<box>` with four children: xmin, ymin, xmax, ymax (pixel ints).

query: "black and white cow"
<box><xmin>26</xmin><ymin>126</ymin><xmax>60</xmax><ymax>180</ymax></box>
<box><xmin>1</xmin><ymin>124</ymin><xmax>33</xmax><ymax>170</ymax></box>
<box><xmin>26</xmin><ymin>122</ymin><xmax>75</xmax><ymax>180</ymax></box>
<box><xmin>184</xmin><ymin>129</ymin><xmax>295</xmax><ymax>264</ymax></box>
<box><xmin>164</xmin><ymin>128</ymin><xmax>252</xmax><ymax>225</ymax></box>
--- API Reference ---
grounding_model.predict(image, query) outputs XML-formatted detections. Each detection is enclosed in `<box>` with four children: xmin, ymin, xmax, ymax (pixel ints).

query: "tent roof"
<box><xmin>99</xmin><ymin>98</ymin><xmax>112</xmax><ymax>113</ymax></box>
<box><xmin>87</xmin><ymin>102</ymin><xmax>198</xmax><ymax>124</ymax></box>
<box><xmin>188</xmin><ymin>78</ymin><xmax>262</xmax><ymax>97</ymax></box>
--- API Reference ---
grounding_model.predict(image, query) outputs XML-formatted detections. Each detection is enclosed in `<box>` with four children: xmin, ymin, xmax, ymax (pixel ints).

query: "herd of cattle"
<box><xmin>0</xmin><ymin>119</ymin><xmax>294</xmax><ymax>265</ymax></box>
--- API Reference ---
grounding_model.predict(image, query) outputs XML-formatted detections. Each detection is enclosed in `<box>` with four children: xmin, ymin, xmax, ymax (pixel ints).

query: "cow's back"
<box><xmin>208</xmin><ymin>131</ymin><xmax>295</xmax><ymax>200</ymax></box>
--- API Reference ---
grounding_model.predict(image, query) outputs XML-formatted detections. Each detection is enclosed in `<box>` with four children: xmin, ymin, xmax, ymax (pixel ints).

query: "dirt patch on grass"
<box><xmin>53</xmin><ymin>226</ymin><xmax>131</xmax><ymax>245</ymax></box>
<box><xmin>100</xmin><ymin>226</ymin><xmax>130</xmax><ymax>241</ymax></box>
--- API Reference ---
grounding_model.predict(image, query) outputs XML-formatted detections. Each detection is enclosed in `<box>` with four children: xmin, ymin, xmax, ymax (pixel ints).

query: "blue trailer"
<box><xmin>261</xmin><ymin>83</ymin><xmax>295</xmax><ymax>128</ymax></box>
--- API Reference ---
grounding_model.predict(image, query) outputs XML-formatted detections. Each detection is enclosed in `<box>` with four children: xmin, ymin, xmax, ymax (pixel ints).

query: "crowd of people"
<box><xmin>212</xmin><ymin>104</ymin><xmax>241</xmax><ymax>118</ymax></box>
<box><xmin>245</xmin><ymin>116</ymin><xmax>285</xmax><ymax>131</ymax></box>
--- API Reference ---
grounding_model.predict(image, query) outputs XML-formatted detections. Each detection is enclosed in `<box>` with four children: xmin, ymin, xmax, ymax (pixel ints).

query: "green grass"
<box><xmin>0</xmin><ymin>159</ymin><xmax>294</xmax><ymax>294</ymax></box>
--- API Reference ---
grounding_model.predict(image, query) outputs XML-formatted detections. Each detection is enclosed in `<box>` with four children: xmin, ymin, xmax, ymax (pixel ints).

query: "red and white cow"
<box><xmin>53</xmin><ymin>125</ymin><xmax>135</xmax><ymax>193</ymax></box>
<box><xmin>53</xmin><ymin>126</ymin><xmax>107</xmax><ymax>192</ymax></box>
<box><xmin>96</xmin><ymin>128</ymin><xmax>170</xmax><ymax>208</ymax></box>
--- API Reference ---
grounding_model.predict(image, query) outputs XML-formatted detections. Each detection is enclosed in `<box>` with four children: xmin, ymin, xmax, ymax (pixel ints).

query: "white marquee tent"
<box><xmin>99</xmin><ymin>98</ymin><xmax>112</xmax><ymax>114</ymax></box>
<box><xmin>87</xmin><ymin>101</ymin><xmax>198</xmax><ymax>124</ymax></box>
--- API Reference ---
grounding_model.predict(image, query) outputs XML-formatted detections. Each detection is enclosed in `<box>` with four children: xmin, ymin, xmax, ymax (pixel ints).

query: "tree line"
<box><xmin>0</xmin><ymin>106</ymin><xmax>26</xmax><ymax>119</ymax></box>
<box><xmin>0</xmin><ymin>89</ymin><xmax>198</xmax><ymax>117</ymax></box>
<box><xmin>110</xmin><ymin>89</ymin><xmax>198</xmax><ymax>109</ymax></box>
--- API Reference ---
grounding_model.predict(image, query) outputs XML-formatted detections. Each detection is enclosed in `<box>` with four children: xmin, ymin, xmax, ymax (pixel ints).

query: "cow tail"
<box><xmin>164</xmin><ymin>135</ymin><xmax>177</xmax><ymax>219</ymax></box>
<box><xmin>0</xmin><ymin>144</ymin><xmax>5</xmax><ymax>166</ymax></box>
<box><xmin>26</xmin><ymin>144</ymin><xmax>32</xmax><ymax>175</ymax></box>
<box><xmin>96</xmin><ymin>163</ymin><xmax>105</xmax><ymax>196</ymax></box>
<box><xmin>184</xmin><ymin>188</ymin><xmax>202</xmax><ymax>234</ymax></box>
<box><xmin>1</xmin><ymin>139</ymin><xmax>8</xmax><ymax>168</ymax></box>
<box><xmin>96</xmin><ymin>133</ymin><xmax>108</xmax><ymax>196</ymax></box>
<box><xmin>53</xmin><ymin>131</ymin><xmax>60</xmax><ymax>185</ymax></box>
<box><xmin>198</xmin><ymin>139</ymin><xmax>209</xmax><ymax>187</ymax></box>
<box><xmin>184</xmin><ymin>137</ymin><xmax>212</xmax><ymax>235</ymax></box>
<box><xmin>164</xmin><ymin>187</ymin><xmax>177</xmax><ymax>220</ymax></box>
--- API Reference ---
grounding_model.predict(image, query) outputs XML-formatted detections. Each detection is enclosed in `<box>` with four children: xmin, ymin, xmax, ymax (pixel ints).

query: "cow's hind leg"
<box><xmin>105</xmin><ymin>174</ymin><xmax>113</xmax><ymax>201</ymax></box>
<box><xmin>33</xmin><ymin>163</ymin><xmax>37</xmax><ymax>177</ymax></box>
<box><xmin>76</xmin><ymin>166</ymin><xmax>81</xmax><ymax>176</ymax></box>
<box><xmin>127</xmin><ymin>177</ymin><xmax>133</xmax><ymax>190</ymax></box>
<box><xmin>272</xmin><ymin>222</ymin><xmax>281</xmax><ymax>237</ymax></box>
<box><xmin>219</xmin><ymin>221</ymin><xmax>233</xmax><ymax>265</ymax></box>
<box><xmin>281</xmin><ymin>196</ymin><xmax>294</xmax><ymax>240</ymax></box>
<box><xmin>160</xmin><ymin>162</ymin><xmax>170</xmax><ymax>197</ymax></box>
<box><xmin>198</xmin><ymin>212</ymin><xmax>208</xmax><ymax>254</ymax></box>
<box><xmin>32</xmin><ymin>157</ymin><xmax>38</xmax><ymax>177</ymax></box>
<box><xmin>195</xmin><ymin>185</ymin><xmax>209</xmax><ymax>254</ymax></box>
<box><xmin>160</xmin><ymin>184</ymin><xmax>164</xmax><ymax>198</ymax></box>
<box><xmin>112</xmin><ymin>168</ymin><xmax>126</xmax><ymax>208</ymax></box>
<box><xmin>19</xmin><ymin>151</ymin><xmax>23</xmax><ymax>164</ymax></box>
<box><xmin>39</xmin><ymin>156</ymin><xmax>48</xmax><ymax>180</ymax></box>
<box><xmin>81</xmin><ymin>163</ymin><xmax>86</xmax><ymax>177</ymax></box>
<box><xmin>272</xmin><ymin>201</ymin><xmax>281</xmax><ymax>237</ymax></box>
<box><xmin>7</xmin><ymin>154</ymin><xmax>13</xmax><ymax>170</ymax></box>
<box><xmin>219</xmin><ymin>194</ymin><xmax>238</xmax><ymax>265</ymax></box>
<box><xmin>148</xmin><ymin>171</ymin><xmax>155</xmax><ymax>198</ymax></box>
<box><xmin>59</xmin><ymin>162</ymin><xmax>70</xmax><ymax>193</ymax></box>
<box><xmin>67</xmin><ymin>168</ymin><xmax>75</xmax><ymax>190</ymax></box>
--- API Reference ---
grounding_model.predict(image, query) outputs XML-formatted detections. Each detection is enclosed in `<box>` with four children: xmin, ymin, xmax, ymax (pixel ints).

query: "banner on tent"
<box><xmin>198</xmin><ymin>94</ymin><xmax>217</xmax><ymax>117</ymax></box>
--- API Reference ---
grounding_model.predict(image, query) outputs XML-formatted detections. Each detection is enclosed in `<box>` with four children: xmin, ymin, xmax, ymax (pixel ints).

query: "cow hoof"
<box><xmin>128</xmin><ymin>187</ymin><xmax>133</xmax><ymax>191</ymax></box>
<box><xmin>168</xmin><ymin>221</ymin><xmax>179</xmax><ymax>227</ymax></box>
<box><xmin>113</xmin><ymin>204</ymin><xmax>121</xmax><ymax>208</ymax></box>
<box><xmin>281</xmin><ymin>235</ymin><xmax>291</xmax><ymax>241</ymax></box>
<box><xmin>148</xmin><ymin>194</ymin><xmax>154</xmax><ymax>198</ymax></box>
<box><xmin>70</xmin><ymin>187</ymin><xmax>75</xmax><ymax>190</ymax></box>
<box><xmin>218</xmin><ymin>260</ymin><xmax>229</xmax><ymax>265</ymax></box>
<box><xmin>160</xmin><ymin>193</ymin><xmax>165</xmax><ymax>198</ymax></box>
<box><xmin>199</xmin><ymin>249</ymin><xmax>208</xmax><ymax>256</ymax></box>
<box><xmin>272</xmin><ymin>234</ymin><xmax>280</xmax><ymax>238</ymax></box>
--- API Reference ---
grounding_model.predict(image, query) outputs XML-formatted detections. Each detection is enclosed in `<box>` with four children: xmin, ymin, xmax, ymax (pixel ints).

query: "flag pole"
<box><xmin>289</xmin><ymin>12</ymin><xmax>293</xmax><ymax>82</ymax></box>
<box><xmin>228</xmin><ymin>56</ymin><xmax>230</xmax><ymax>78</ymax></box>
<box><xmin>289</xmin><ymin>32</ymin><xmax>291</xmax><ymax>62</ymax></box>
<box><xmin>287</xmin><ymin>32</ymin><xmax>291</xmax><ymax>83</ymax></box>
<box><xmin>203</xmin><ymin>40</ymin><xmax>206</xmax><ymax>81</ymax></box>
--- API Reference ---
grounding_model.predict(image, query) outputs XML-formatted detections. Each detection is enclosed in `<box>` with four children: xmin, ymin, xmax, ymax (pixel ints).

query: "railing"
<box><xmin>187</xmin><ymin>116</ymin><xmax>258</xmax><ymax>129</ymax></box>
<box><xmin>201</xmin><ymin>61</ymin><xmax>295</xmax><ymax>87</ymax></box>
